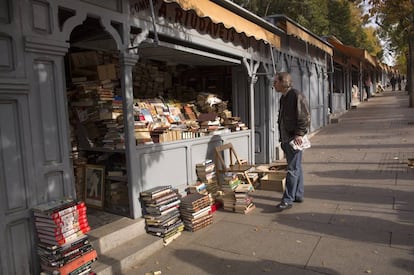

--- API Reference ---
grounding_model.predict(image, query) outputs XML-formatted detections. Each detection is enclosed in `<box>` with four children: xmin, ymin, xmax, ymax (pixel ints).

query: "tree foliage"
<box><xmin>368</xmin><ymin>0</ymin><xmax>414</xmax><ymax>68</ymax></box>
<box><xmin>231</xmin><ymin>0</ymin><xmax>382</xmax><ymax>58</ymax></box>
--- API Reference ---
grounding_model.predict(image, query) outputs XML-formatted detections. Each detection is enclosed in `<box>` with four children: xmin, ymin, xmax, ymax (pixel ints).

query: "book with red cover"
<box><xmin>40</xmin><ymin>249</ymin><xmax>97</xmax><ymax>275</ymax></box>
<box><xmin>33</xmin><ymin>202</ymin><xmax>86</xmax><ymax>220</ymax></box>
<box><xmin>35</xmin><ymin>219</ymin><xmax>89</xmax><ymax>235</ymax></box>
<box><xmin>37</xmin><ymin>228</ymin><xmax>88</xmax><ymax>246</ymax></box>
<box><xmin>34</xmin><ymin>209</ymin><xmax>87</xmax><ymax>227</ymax></box>
<box><xmin>36</xmin><ymin>224</ymin><xmax>91</xmax><ymax>239</ymax></box>
<box><xmin>35</xmin><ymin>213</ymin><xmax>88</xmax><ymax>226</ymax></box>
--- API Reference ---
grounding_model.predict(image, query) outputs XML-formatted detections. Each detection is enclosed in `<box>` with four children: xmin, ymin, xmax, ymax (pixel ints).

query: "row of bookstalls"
<box><xmin>326</xmin><ymin>36</ymin><xmax>398</xmax><ymax>114</ymax></box>
<box><xmin>0</xmin><ymin>0</ymin><xmax>392</xmax><ymax>273</ymax></box>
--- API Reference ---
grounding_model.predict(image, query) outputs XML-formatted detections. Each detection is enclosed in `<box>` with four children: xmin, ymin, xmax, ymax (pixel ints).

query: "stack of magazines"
<box><xmin>32</xmin><ymin>198</ymin><xmax>97</xmax><ymax>275</ymax></box>
<box><xmin>140</xmin><ymin>186</ymin><xmax>184</xmax><ymax>245</ymax></box>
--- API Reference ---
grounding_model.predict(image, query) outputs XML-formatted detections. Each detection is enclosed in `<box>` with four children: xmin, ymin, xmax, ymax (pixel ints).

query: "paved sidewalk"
<box><xmin>127</xmin><ymin>89</ymin><xmax>414</xmax><ymax>275</ymax></box>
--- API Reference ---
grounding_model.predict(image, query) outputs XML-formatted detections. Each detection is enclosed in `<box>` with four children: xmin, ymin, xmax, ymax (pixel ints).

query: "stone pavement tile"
<box><xmin>271</xmin><ymin>201</ymin><xmax>338</xmax><ymax>224</ymax></box>
<box><xmin>304</xmin><ymin>185</ymin><xmax>395</xmax><ymax>209</ymax></box>
<box><xmin>303</xmin><ymin>181</ymin><xmax>351</xmax><ymax>192</ymax></box>
<box><xmin>303</xmin><ymin>151</ymin><xmax>367</xmax><ymax>165</ymax></box>
<box><xmin>392</xmin><ymin>184</ymin><xmax>414</xmax><ymax>211</ymax></box>
<box><xmin>126</xmin><ymin>241</ymin><xmax>338</xmax><ymax>275</ymax></box>
<box><xmin>273</xmin><ymin>213</ymin><xmax>391</xmax><ymax>247</ymax></box>
<box><xmin>209</xmin><ymin>208</ymin><xmax>276</xmax><ymax>228</ymax></box>
<box><xmin>396</xmin><ymin>172</ymin><xmax>414</xmax><ymax>186</ymax></box>
<box><xmin>193</xmin><ymin>220</ymin><xmax>320</xmax><ymax>267</ymax></box>
<box><xmin>394</xmin><ymin>190</ymin><xmax>414</xmax><ymax>211</ymax></box>
<box><xmin>306</xmin><ymin>237</ymin><xmax>414</xmax><ymax>275</ymax></box>
<box><xmin>390</xmin><ymin>228</ymin><xmax>414</xmax><ymax>250</ymax></box>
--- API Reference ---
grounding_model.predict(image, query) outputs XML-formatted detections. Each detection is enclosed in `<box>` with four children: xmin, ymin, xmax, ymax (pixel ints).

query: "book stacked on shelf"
<box><xmin>69</xmin><ymin>79</ymin><xmax>123</xmax><ymax>149</ymax></box>
<box><xmin>222</xmin><ymin>116</ymin><xmax>247</xmax><ymax>132</ymax></box>
<box><xmin>195</xmin><ymin>159</ymin><xmax>220</xmax><ymax>202</ymax></box>
<box><xmin>233</xmin><ymin>183</ymin><xmax>256</xmax><ymax>214</ymax></box>
<box><xmin>180</xmin><ymin>193</ymin><xmax>213</xmax><ymax>232</ymax></box>
<box><xmin>140</xmin><ymin>186</ymin><xmax>184</xmax><ymax>245</ymax></box>
<box><xmin>102</xmin><ymin>115</ymin><xmax>125</xmax><ymax>150</ymax></box>
<box><xmin>32</xmin><ymin>198</ymin><xmax>97</xmax><ymax>275</ymax></box>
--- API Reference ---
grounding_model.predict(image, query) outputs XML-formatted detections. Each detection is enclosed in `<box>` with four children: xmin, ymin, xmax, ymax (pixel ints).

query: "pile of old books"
<box><xmin>195</xmin><ymin>159</ymin><xmax>220</xmax><ymax>201</ymax></box>
<box><xmin>233</xmin><ymin>183</ymin><xmax>256</xmax><ymax>214</ymax></box>
<box><xmin>32</xmin><ymin>198</ymin><xmax>97</xmax><ymax>275</ymax></box>
<box><xmin>220</xmin><ymin>172</ymin><xmax>240</xmax><ymax>212</ymax></box>
<box><xmin>140</xmin><ymin>186</ymin><xmax>184</xmax><ymax>245</ymax></box>
<box><xmin>219</xmin><ymin>173</ymin><xmax>255</xmax><ymax>214</ymax></box>
<box><xmin>186</xmin><ymin>181</ymin><xmax>208</xmax><ymax>195</ymax></box>
<box><xmin>180</xmin><ymin>193</ymin><xmax>213</xmax><ymax>232</ymax></box>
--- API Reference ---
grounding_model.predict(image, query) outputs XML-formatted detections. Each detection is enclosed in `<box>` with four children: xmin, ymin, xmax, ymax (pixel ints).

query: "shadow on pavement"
<box><xmin>308</xmin><ymin>169</ymin><xmax>413</xmax><ymax>180</ymax></box>
<box><xmin>172</xmin><ymin>249</ymin><xmax>341</xmax><ymax>275</ymax></box>
<box><xmin>305</xmin><ymin>184</ymin><xmax>413</xmax><ymax>206</ymax></box>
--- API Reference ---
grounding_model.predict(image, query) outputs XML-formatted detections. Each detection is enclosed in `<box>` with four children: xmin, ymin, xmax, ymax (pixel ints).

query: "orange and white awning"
<box><xmin>164</xmin><ymin>0</ymin><xmax>281</xmax><ymax>49</ymax></box>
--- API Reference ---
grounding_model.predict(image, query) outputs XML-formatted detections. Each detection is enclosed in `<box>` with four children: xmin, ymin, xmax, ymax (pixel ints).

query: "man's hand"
<box><xmin>293</xmin><ymin>135</ymin><xmax>303</xmax><ymax>146</ymax></box>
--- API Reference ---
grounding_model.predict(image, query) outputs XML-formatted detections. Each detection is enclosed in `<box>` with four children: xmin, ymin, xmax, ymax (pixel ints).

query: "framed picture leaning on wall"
<box><xmin>84</xmin><ymin>164</ymin><xmax>105</xmax><ymax>209</ymax></box>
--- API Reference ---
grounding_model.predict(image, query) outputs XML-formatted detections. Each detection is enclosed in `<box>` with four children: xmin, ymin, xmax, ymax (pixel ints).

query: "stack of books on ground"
<box><xmin>186</xmin><ymin>181</ymin><xmax>208</xmax><ymax>195</ymax></box>
<box><xmin>195</xmin><ymin>159</ymin><xmax>220</xmax><ymax>202</ymax></box>
<box><xmin>140</xmin><ymin>186</ymin><xmax>184</xmax><ymax>245</ymax></box>
<box><xmin>32</xmin><ymin>198</ymin><xmax>97</xmax><ymax>275</ymax></box>
<box><xmin>234</xmin><ymin>183</ymin><xmax>256</xmax><ymax>214</ymax></box>
<box><xmin>220</xmin><ymin>172</ymin><xmax>242</xmax><ymax>212</ymax></box>
<box><xmin>180</xmin><ymin>193</ymin><xmax>213</xmax><ymax>232</ymax></box>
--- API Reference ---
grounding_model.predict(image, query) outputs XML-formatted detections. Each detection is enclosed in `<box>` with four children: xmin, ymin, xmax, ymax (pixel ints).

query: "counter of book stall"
<box><xmin>134</xmin><ymin>130</ymin><xmax>252</xmax><ymax>195</ymax></box>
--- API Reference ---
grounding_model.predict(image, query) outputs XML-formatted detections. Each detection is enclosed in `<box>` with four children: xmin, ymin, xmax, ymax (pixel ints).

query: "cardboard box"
<box><xmin>97</xmin><ymin>64</ymin><xmax>117</xmax><ymax>80</ymax></box>
<box><xmin>258</xmin><ymin>173</ymin><xmax>286</xmax><ymax>192</ymax></box>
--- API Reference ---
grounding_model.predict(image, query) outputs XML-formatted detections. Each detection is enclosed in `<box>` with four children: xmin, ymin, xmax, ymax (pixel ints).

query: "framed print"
<box><xmin>84</xmin><ymin>164</ymin><xmax>105</xmax><ymax>208</ymax></box>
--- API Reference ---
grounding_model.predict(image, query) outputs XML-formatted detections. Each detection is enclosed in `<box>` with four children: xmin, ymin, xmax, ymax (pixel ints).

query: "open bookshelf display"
<box><xmin>66</xmin><ymin>49</ymin><xmax>250</xmax><ymax>216</ymax></box>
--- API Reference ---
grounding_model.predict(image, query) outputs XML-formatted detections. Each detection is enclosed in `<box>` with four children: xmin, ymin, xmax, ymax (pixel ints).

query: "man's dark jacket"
<box><xmin>278</xmin><ymin>88</ymin><xmax>311</xmax><ymax>142</ymax></box>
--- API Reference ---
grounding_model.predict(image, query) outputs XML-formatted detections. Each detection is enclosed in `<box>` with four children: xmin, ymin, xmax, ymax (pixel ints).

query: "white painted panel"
<box><xmin>45</xmin><ymin>171</ymin><xmax>65</xmax><ymax>201</ymax></box>
<box><xmin>223</xmin><ymin>136</ymin><xmax>250</xmax><ymax>163</ymax></box>
<box><xmin>32</xmin><ymin>1</ymin><xmax>50</xmax><ymax>33</ymax></box>
<box><xmin>191</xmin><ymin>139</ymin><xmax>221</xmax><ymax>181</ymax></box>
<box><xmin>0</xmin><ymin>36</ymin><xmax>13</xmax><ymax>70</ymax></box>
<box><xmin>0</xmin><ymin>101</ymin><xmax>26</xmax><ymax>211</ymax></box>
<box><xmin>141</xmin><ymin>147</ymin><xmax>188</xmax><ymax>191</ymax></box>
<box><xmin>33</xmin><ymin>60</ymin><xmax>61</xmax><ymax>163</ymax></box>
<box><xmin>7</xmin><ymin>219</ymin><xmax>32</xmax><ymax>275</ymax></box>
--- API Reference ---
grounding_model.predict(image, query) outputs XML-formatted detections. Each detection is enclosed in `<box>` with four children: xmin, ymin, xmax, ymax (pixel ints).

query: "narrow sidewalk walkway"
<box><xmin>127</xmin><ymin>89</ymin><xmax>414</xmax><ymax>275</ymax></box>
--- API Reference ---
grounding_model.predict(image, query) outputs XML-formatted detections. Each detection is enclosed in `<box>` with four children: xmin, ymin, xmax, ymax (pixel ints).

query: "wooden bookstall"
<box><xmin>66</xmin><ymin>49</ymin><xmax>252</xmax><ymax>218</ymax></box>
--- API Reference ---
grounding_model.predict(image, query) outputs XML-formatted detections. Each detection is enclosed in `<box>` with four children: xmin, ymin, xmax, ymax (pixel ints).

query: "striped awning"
<box><xmin>164</xmin><ymin>0</ymin><xmax>281</xmax><ymax>49</ymax></box>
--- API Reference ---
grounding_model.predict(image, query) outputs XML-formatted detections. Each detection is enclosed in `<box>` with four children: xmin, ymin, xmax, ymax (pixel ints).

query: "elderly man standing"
<box><xmin>273</xmin><ymin>72</ymin><xmax>311</xmax><ymax>211</ymax></box>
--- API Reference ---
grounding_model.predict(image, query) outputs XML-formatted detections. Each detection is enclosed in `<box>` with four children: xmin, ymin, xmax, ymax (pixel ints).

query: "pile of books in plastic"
<box><xmin>140</xmin><ymin>185</ymin><xmax>184</xmax><ymax>245</ymax></box>
<box><xmin>32</xmin><ymin>198</ymin><xmax>97</xmax><ymax>275</ymax></box>
<box><xmin>180</xmin><ymin>193</ymin><xmax>213</xmax><ymax>232</ymax></box>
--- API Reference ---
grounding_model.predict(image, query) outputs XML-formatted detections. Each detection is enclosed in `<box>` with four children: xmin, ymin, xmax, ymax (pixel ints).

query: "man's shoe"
<box><xmin>294</xmin><ymin>198</ymin><xmax>304</xmax><ymax>203</ymax></box>
<box><xmin>276</xmin><ymin>201</ymin><xmax>292</xmax><ymax>211</ymax></box>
